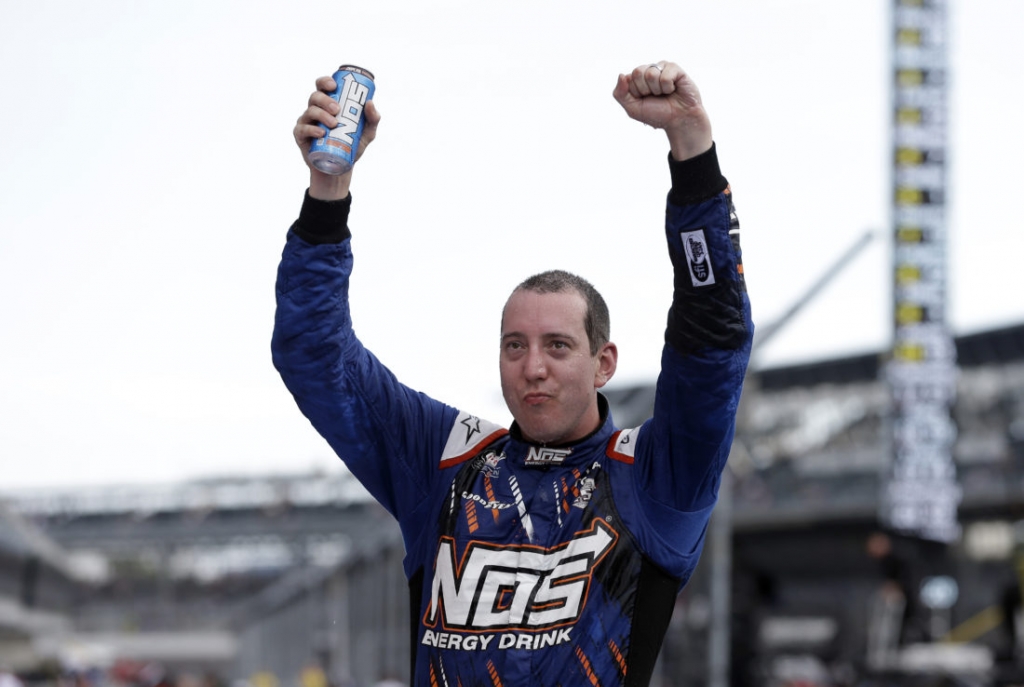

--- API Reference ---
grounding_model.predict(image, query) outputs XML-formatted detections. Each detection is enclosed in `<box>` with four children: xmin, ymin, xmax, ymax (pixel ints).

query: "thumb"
<box><xmin>611</xmin><ymin>74</ymin><xmax>631</xmax><ymax>105</ymax></box>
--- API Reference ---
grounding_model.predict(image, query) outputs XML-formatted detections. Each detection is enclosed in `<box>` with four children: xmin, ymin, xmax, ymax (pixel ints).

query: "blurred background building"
<box><xmin>2</xmin><ymin>321</ymin><xmax>1024</xmax><ymax>687</ymax></box>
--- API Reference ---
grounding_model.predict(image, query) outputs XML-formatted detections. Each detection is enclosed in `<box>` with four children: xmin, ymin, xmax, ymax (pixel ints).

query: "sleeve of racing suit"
<box><xmin>631</xmin><ymin>144</ymin><xmax>753</xmax><ymax>567</ymax></box>
<box><xmin>271</xmin><ymin>190</ymin><xmax>460</xmax><ymax>528</ymax></box>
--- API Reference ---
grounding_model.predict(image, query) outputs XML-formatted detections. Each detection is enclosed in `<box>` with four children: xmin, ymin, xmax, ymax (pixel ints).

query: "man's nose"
<box><xmin>525</xmin><ymin>348</ymin><xmax>547</xmax><ymax>379</ymax></box>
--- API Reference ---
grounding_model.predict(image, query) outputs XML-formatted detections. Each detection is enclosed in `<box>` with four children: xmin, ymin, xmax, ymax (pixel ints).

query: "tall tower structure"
<box><xmin>882</xmin><ymin>0</ymin><xmax>961</xmax><ymax>542</ymax></box>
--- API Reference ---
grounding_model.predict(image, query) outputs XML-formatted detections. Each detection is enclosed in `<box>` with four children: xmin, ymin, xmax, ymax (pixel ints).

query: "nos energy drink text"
<box><xmin>308</xmin><ymin>65</ymin><xmax>375</xmax><ymax>175</ymax></box>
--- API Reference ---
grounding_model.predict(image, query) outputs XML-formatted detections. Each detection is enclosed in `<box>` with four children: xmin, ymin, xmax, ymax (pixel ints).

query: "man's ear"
<box><xmin>594</xmin><ymin>342</ymin><xmax>618</xmax><ymax>389</ymax></box>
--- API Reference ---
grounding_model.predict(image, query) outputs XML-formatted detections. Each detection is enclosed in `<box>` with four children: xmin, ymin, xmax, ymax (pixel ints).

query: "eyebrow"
<box><xmin>501</xmin><ymin>331</ymin><xmax>581</xmax><ymax>344</ymax></box>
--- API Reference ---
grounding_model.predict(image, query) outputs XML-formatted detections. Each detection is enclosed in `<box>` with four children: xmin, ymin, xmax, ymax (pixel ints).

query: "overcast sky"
<box><xmin>2</xmin><ymin>0</ymin><xmax>1022</xmax><ymax>492</ymax></box>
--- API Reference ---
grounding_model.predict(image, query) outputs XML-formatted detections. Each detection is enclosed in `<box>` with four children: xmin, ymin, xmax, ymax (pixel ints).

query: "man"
<box><xmin>274</xmin><ymin>61</ymin><xmax>752</xmax><ymax>687</ymax></box>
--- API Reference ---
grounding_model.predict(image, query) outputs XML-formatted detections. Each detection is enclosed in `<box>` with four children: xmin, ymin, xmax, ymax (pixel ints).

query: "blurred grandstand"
<box><xmin>2</xmin><ymin>322</ymin><xmax>1023</xmax><ymax>687</ymax></box>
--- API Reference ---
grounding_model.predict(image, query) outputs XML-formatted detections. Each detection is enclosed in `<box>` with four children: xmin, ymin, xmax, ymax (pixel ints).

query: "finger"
<box><xmin>308</xmin><ymin>90</ymin><xmax>340</xmax><ymax>115</ymax></box>
<box><xmin>363</xmin><ymin>98</ymin><xmax>381</xmax><ymax>126</ymax></box>
<box><xmin>667</xmin><ymin>67</ymin><xmax>704</xmax><ymax>108</ymax></box>
<box><xmin>658</xmin><ymin>63</ymin><xmax>681</xmax><ymax>95</ymax></box>
<box><xmin>629</xmin><ymin>66</ymin><xmax>652</xmax><ymax>97</ymax></box>
<box><xmin>611</xmin><ymin>73</ymin><xmax>631</xmax><ymax>104</ymax></box>
<box><xmin>360</xmin><ymin>103</ymin><xmax>380</xmax><ymax>146</ymax></box>
<box><xmin>645</xmin><ymin>63</ymin><xmax>674</xmax><ymax>96</ymax></box>
<box><xmin>353</xmin><ymin>104</ymin><xmax>380</xmax><ymax>162</ymax></box>
<box><xmin>626</xmin><ymin>76</ymin><xmax>641</xmax><ymax>100</ymax></box>
<box><xmin>297</xmin><ymin>103</ymin><xmax>338</xmax><ymax>130</ymax></box>
<box><xmin>314</xmin><ymin>75</ymin><xmax>337</xmax><ymax>93</ymax></box>
<box><xmin>293</xmin><ymin>122</ymin><xmax>327</xmax><ymax>147</ymax></box>
<box><xmin>660</xmin><ymin>62</ymin><xmax>682</xmax><ymax>80</ymax></box>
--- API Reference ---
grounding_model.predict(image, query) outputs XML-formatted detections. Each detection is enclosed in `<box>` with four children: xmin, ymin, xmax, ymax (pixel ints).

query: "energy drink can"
<box><xmin>308</xmin><ymin>65</ymin><xmax>375</xmax><ymax>175</ymax></box>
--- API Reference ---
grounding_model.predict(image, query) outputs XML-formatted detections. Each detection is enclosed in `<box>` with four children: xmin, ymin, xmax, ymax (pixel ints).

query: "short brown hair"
<box><xmin>505</xmin><ymin>270</ymin><xmax>610</xmax><ymax>355</ymax></box>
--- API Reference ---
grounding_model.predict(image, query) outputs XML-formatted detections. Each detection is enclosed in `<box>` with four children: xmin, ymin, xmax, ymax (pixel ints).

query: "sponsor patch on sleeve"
<box><xmin>680</xmin><ymin>228</ymin><xmax>716</xmax><ymax>288</ymax></box>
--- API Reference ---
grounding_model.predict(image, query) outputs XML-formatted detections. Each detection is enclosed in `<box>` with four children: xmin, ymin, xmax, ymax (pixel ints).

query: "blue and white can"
<box><xmin>308</xmin><ymin>65</ymin><xmax>375</xmax><ymax>175</ymax></box>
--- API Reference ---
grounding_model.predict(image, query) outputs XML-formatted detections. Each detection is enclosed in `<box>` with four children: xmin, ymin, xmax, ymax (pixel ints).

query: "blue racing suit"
<box><xmin>272</xmin><ymin>144</ymin><xmax>752</xmax><ymax>687</ymax></box>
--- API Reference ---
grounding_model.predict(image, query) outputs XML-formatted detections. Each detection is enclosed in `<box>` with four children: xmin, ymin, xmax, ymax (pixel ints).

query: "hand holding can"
<box><xmin>307</xmin><ymin>65</ymin><xmax>376</xmax><ymax>175</ymax></box>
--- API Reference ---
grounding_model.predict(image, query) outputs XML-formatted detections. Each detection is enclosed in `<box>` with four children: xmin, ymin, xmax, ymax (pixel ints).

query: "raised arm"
<box><xmin>614</xmin><ymin>62</ymin><xmax>752</xmax><ymax>519</ymax></box>
<box><xmin>274</xmin><ymin>74</ymin><xmax>458</xmax><ymax>524</ymax></box>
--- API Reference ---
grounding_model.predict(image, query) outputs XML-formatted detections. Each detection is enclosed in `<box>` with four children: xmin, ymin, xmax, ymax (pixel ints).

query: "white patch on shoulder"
<box><xmin>440</xmin><ymin>411</ymin><xmax>507</xmax><ymax>466</ymax></box>
<box><xmin>607</xmin><ymin>427</ymin><xmax>641</xmax><ymax>464</ymax></box>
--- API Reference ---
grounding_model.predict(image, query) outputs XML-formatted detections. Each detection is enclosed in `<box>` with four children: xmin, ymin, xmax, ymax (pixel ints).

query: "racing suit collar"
<box><xmin>507</xmin><ymin>394</ymin><xmax>615</xmax><ymax>469</ymax></box>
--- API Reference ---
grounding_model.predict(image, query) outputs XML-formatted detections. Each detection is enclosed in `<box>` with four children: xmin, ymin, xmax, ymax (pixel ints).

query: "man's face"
<box><xmin>500</xmin><ymin>289</ymin><xmax>617</xmax><ymax>445</ymax></box>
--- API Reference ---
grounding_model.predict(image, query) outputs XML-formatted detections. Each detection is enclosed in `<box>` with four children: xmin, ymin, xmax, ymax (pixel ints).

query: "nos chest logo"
<box><xmin>425</xmin><ymin>519</ymin><xmax>618</xmax><ymax>631</ymax></box>
<box><xmin>524</xmin><ymin>445</ymin><xmax>571</xmax><ymax>467</ymax></box>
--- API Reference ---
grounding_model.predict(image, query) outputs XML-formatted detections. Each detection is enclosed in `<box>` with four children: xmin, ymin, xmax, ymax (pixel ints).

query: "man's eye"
<box><xmin>551</xmin><ymin>341</ymin><xmax>569</xmax><ymax>350</ymax></box>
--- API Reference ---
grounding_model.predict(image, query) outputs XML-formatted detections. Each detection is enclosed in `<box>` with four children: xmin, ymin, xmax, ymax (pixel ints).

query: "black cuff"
<box><xmin>667</xmin><ymin>143</ymin><xmax>728</xmax><ymax>206</ymax></box>
<box><xmin>291</xmin><ymin>190</ymin><xmax>353</xmax><ymax>245</ymax></box>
